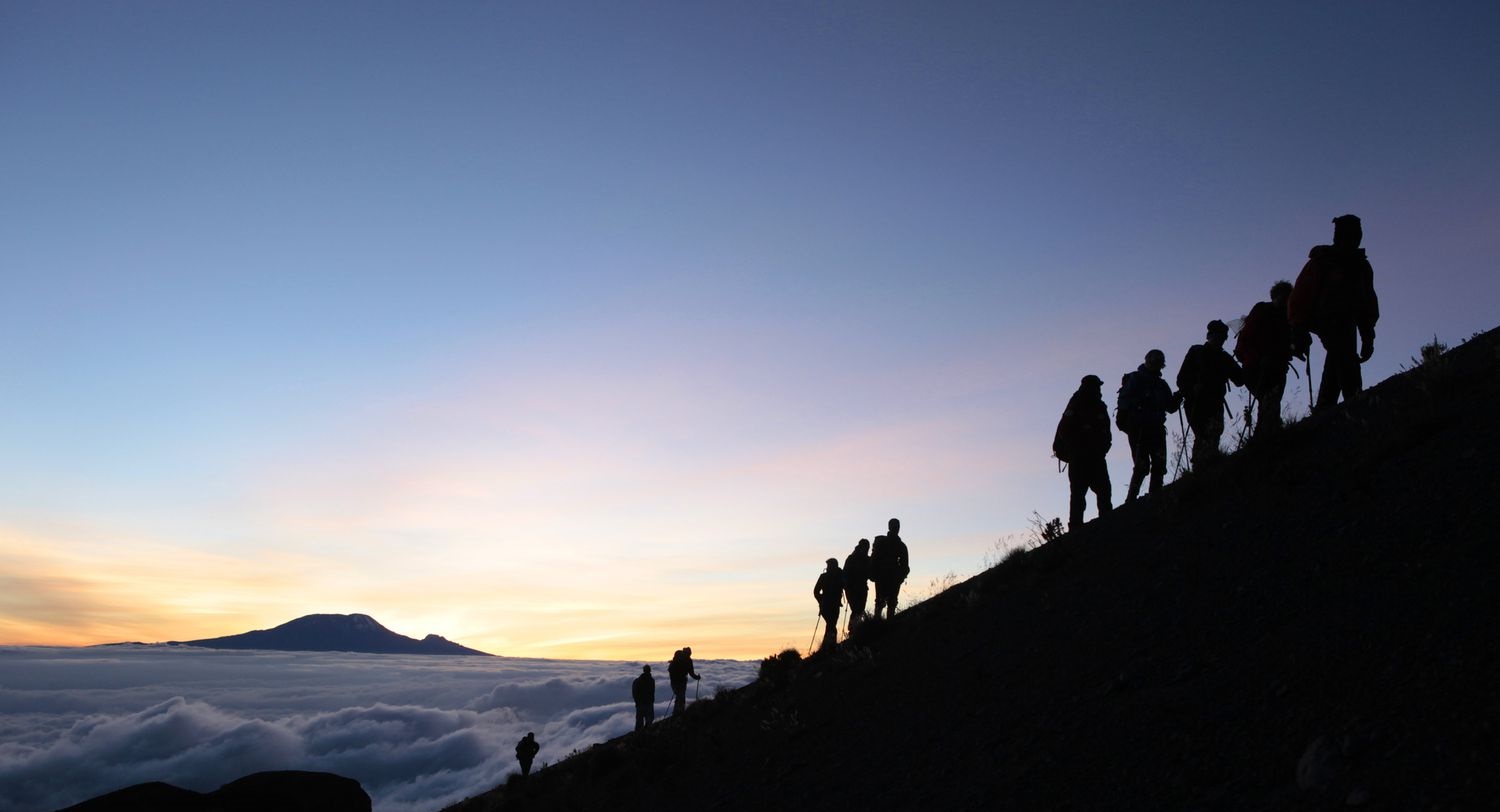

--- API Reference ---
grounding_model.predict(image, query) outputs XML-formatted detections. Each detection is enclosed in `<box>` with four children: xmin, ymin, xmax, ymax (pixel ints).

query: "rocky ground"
<box><xmin>444</xmin><ymin>326</ymin><xmax>1500</xmax><ymax>812</ymax></box>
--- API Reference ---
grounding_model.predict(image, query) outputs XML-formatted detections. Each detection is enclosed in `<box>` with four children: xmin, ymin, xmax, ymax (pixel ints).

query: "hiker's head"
<box><xmin>1270</xmin><ymin>280</ymin><xmax>1293</xmax><ymax>304</ymax></box>
<box><xmin>642</xmin><ymin>664</ymin><xmax>651</xmax><ymax>674</ymax></box>
<box><xmin>1145</xmin><ymin>349</ymin><xmax>1166</xmax><ymax>371</ymax></box>
<box><xmin>857</xmin><ymin>538</ymin><xmax>869</xmax><ymax>550</ymax></box>
<box><xmin>1079</xmin><ymin>374</ymin><xmax>1103</xmax><ymax>393</ymax></box>
<box><xmin>683</xmin><ymin>646</ymin><xmax>691</xmax><ymax>656</ymax></box>
<box><xmin>1332</xmin><ymin>214</ymin><xmax>1362</xmax><ymax>248</ymax></box>
<box><xmin>888</xmin><ymin>517</ymin><xmax>900</xmax><ymax>534</ymax></box>
<box><xmin>826</xmin><ymin>557</ymin><xmax>838</xmax><ymax>570</ymax></box>
<box><xmin>1206</xmin><ymin>320</ymin><xmax>1229</xmax><ymax>345</ymax></box>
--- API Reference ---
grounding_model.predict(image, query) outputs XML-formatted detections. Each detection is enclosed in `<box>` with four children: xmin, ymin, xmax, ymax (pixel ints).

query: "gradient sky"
<box><xmin>3</xmin><ymin>2</ymin><xmax>1497</xmax><ymax>659</ymax></box>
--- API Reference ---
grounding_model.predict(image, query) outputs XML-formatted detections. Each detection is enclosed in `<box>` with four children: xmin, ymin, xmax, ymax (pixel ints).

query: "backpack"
<box><xmin>1052</xmin><ymin>408</ymin><xmax>1075</xmax><ymax>464</ymax></box>
<box><xmin>1234</xmin><ymin>311</ymin><xmax>1261</xmax><ymax>367</ymax></box>
<box><xmin>1115</xmin><ymin>372</ymin><xmax>1141</xmax><ymax>433</ymax></box>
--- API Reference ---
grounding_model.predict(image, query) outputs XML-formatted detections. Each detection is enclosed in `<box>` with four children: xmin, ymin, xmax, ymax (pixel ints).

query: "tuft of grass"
<box><xmin>1402</xmin><ymin>334</ymin><xmax>1449</xmax><ymax>372</ymax></box>
<box><xmin>757</xmin><ymin>648</ymin><xmax>802</xmax><ymax>687</ymax></box>
<box><xmin>1028</xmin><ymin>511</ymin><xmax>1064</xmax><ymax>546</ymax></box>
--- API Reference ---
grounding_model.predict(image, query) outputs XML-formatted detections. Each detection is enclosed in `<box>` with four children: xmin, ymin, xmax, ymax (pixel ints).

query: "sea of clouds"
<box><xmin>0</xmin><ymin>646</ymin><xmax>758</xmax><ymax>811</ymax></box>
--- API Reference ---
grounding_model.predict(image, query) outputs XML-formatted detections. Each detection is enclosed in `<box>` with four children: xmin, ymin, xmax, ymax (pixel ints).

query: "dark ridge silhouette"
<box><xmin>173</xmin><ymin>613</ymin><xmax>491</xmax><ymax>656</ymax></box>
<box><xmin>445</xmin><ymin>325</ymin><xmax>1500</xmax><ymax>811</ymax></box>
<box><xmin>58</xmin><ymin>770</ymin><xmax>369</xmax><ymax>812</ymax></box>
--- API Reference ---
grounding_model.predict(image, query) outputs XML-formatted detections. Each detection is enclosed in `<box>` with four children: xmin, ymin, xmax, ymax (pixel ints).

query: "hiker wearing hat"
<box><xmin>813</xmin><ymin>557</ymin><xmax>844</xmax><ymax>651</ymax></box>
<box><xmin>1052</xmin><ymin>374</ymin><xmax>1113</xmax><ymax>532</ymax></box>
<box><xmin>1118</xmin><ymin>349</ymin><xmax>1182</xmax><ymax>501</ymax></box>
<box><xmin>632</xmin><ymin>664</ymin><xmax>656</xmax><ymax>731</ymax></box>
<box><xmin>1289</xmin><ymin>214</ymin><xmax>1380</xmax><ymax>411</ymax></box>
<box><xmin>667</xmin><ymin>647</ymin><xmax>700</xmax><ymax>715</ymax></box>
<box><xmin>842</xmin><ymin>539</ymin><xmax>872</xmax><ymax>633</ymax></box>
<box><xmin>1177</xmin><ymin>320</ymin><xmax>1245</xmax><ymax>469</ymax></box>
<box><xmin>1235</xmin><ymin>280</ymin><xmax>1298</xmax><ymax>438</ymax></box>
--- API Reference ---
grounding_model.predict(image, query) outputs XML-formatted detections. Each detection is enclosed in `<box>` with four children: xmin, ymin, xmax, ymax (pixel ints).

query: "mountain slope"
<box><xmin>179</xmin><ymin>613</ymin><xmax>491</xmax><ymax>656</ymax></box>
<box><xmin>447</xmin><ymin>326</ymin><xmax>1500</xmax><ymax>811</ymax></box>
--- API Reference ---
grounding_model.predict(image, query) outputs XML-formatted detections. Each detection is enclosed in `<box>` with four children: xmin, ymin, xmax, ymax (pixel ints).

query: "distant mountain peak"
<box><xmin>177</xmin><ymin>614</ymin><xmax>491</xmax><ymax>656</ymax></box>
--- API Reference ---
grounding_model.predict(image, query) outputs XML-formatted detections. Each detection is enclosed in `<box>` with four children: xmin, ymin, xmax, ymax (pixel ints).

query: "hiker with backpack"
<box><xmin>842</xmin><ymin>539</ymin><xmax>872</xmax><ymax>633</ymax></box>
<box><xmin>1118</xmin><ymin>349</ymin><xmax>1182</xmax><ymax>502</ymax></box>
<box><xmin>813</xmin><ymin>557</ymin><xmax>844</xmax><ymax>651</ymax></box>
<box><xmin>632</xmin><ymin>664</ymin><xmax>655</xmax><ymax>731</ymax></box>
<box><xmin>1052</xmin><ymin>374</ymin><xmax>1113</xmax><ymax>532</ymax></box>
<box><xmin>515</xmin><ymin>732</ymin><xmax>540</xmax><ymax>778</ymax></box>
<box><xmin>1235</xmin><ymin>280</ymin><xmax>1297</xmax><ymax>438</ymax></box>
<box><xmin>1289</xmin><ymin>214</ymin><xmax>1380</xmax><ymax>411</ymax></box>
<box><xmin>1177</xmin><ymin>320</ymin><xmax>1245</xmax><ymax>468</ymax></box>
<box><xmin>667</xmin><ymin>647</ymin><xmax>700</xmax><ymax>715</ymax></box>
<box><xmin>870</xmin><ymin>518</ymin><xmax>910</xmax><ymax>619</ymax></box>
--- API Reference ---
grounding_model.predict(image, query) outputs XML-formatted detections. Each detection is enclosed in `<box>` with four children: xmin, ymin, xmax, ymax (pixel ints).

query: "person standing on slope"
<box><xmin>1052</xmin><ymin>374</ymin><xmax>1113</xmax><ymax>532</ymax></box>
<box><xmin>870</xmin><ymin>518</ymin><xmax>910</xmax><ymax>619</ymax></box>
<box><xmin>667</xmin><ymin>646</ymin><xmax>700</xmax><ymax>715</ymax></box>
<box><xmin>842</xmin><ymin>538</ymin><xmax>872</xmax><ymax>633</ymax></box>
<box><xmin>813</xmin><ymin>557</ymin><xmax>844</xmax><ymax>651</ymax></box>
<box><xmin>1177</xmin><ymin>320</ymin><xmax>1245</xmax><ymax>469</ymax></box>
<box><xmin>515</xmin><ymin>732</ymin><xmax>540</xmax><ymax>778</ymax></box>
<box><xmin>1118</xmin><ymin>349</ymin><xmax>1183</xmax><ymax>502</ymax></box>
<box><xmin>1235</xmin><ymin>280</ymin><xmax>1297</xmax><ymax>438</ymax></box>
<box><xmin>632</xmin><ymin>664</ymin><xmax>655</xmax><ymax>731</ymax></box>
<box><xmin>1289</xmin><ymin>214</ymin><xmax>1380</xmax><ymax>411</ymax></box>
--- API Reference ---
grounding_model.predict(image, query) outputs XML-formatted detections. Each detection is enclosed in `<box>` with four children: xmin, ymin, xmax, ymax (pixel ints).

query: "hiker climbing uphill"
<box><xmin>1053</xmin><ymin>374</ymin><xmax>1113</xmax><ymax>532</ymax></box>
<box><xmin>842</xmin><ymin>539</ymin><xmax>871</xmax><ymax>633</ymax></box>
<box><xmin>813</xmin><ymin>557</ymin><xmax>844</xmax><ymax>651</ymax></box>
<box><xmin>870</xmin><ymin>519</ymin><xmax>910</xmax><ymax>619</ymax></box>
<box><xmin>515</xmin><ymin>732</ymin><xmax>540</xmax><ymax>778</ymax></box>
<box><xmin>1118</xmin><ymin>349</ymin><xmax>1182</xmax><ymax>501</ymax></box>
<box><xmin>1235</xmin><ymin>280</ymin><xmax>1297</xmax><ymax>438</ymax></box>
<box><xmin>667</xmin><ymin>646</ymin><xmax>700</xmax><ymax>715</ymax></box>
<box><xmin>1290</xmin><ymin>214</ymin><xmax>1380</xmax><ymax>411</ymax></box>
<box><xmin>1177</xmin><ymin>320</ymin><xmax>1245</xmax><ymax>469</ymax></box>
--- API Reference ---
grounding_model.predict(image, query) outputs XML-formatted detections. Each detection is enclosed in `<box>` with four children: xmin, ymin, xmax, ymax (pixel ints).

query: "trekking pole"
<box><xmin>808</xmin><ymin>614</ymin><xmax>820</xmax><ymax>656</ymax></box>
<box><xmin>1305</xmin><ymin>355</ymin><xmax>1314</xmax><ymax>412</ymax></box>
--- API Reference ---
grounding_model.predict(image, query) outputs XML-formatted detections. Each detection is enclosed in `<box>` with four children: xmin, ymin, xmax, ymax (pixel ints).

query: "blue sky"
<box><xmin>3</xmin><ymin>1</ymin><xmax>1497</xmax><ymax>657</ymax></box>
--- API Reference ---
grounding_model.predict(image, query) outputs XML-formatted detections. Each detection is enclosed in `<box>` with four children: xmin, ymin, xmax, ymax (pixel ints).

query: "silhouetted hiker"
<box><xmin>632</xmin><ymin>664</ymin><xmax>655</xmax><ymax>731</ymax></box>
<box><xmin>842</xmin><ymin>539</ymin><xmax>871</xmax><ymax>632</ymax></box>
<box><xmin>515</xmin><ymin>732</ymin><xmax>539</xmax><ymax>777</ymax></box>
<box><xmin>1235</xmin><ymin>280</ymin><xmax>1297</xmax><ymax>438</ymax></box>
<box><xmin>667</xmin><ymin>646</ymin><xmax>699</xmax><ymax>715</ymax></box>
<box><xmin>813</xmin><ymin>557</ymin><xmax>844</xmax><ymax>650</ymax></box>
<box><xmin>870</xmin><ymin>518</ymin><xmax>910</xmax><ymax>619</ymax></box>
<box><xmin>1178</xmin><ymin>320</ymin><xmax>1245</xmax><ymax>468</ymax></box>
<box><xmin>1289</xmin><ymin>214</ymin><xmax>1380</xmax><ymax>411</ymax></box>
<box><xmin>1117</xmin><ymin>349</ymin><xmax>1183</xmax><ymax>502</ymax></box>
<box><xmin>1053</xmin><ymin>374</ymin><xmax>1113</xmax><ymax>532</ymax></box>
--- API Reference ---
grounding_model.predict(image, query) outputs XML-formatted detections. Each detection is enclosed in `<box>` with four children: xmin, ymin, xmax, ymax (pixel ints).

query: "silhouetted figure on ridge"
<box><xmin>842</xmin><ymin>538</ymin><xmax>871</xmax><ymax>633</ymax></box>
<box><xmin>1289</xmin><ymin>214</ymin><xmax>1380</xmax><ymax>410</ymax></box>
<box><xmin>1177</xmin><ymin>320</ymin><xmax>1245</xmax><ymax>468</ymax></box>
<box><xmin>632</xmin><ymin>664</ymin><xmax>655</xmax><ymax>731</ymax></box>
<box><xmin>813</xmin><ymin>557</ymin><xmax>844</xmax><ymax>651</ymax></box>
<box><xmin>1235</xmin><ymin>280</ymin><xmax>1297</xmax><ymax>438</ymax></box>
<box><xmin>1053</xmin><ymin>374</ymin><xmax>1113</xmax><ymax>532</ymax></box>
<box><xmin>870</xmin><ymin>518</ymin><xmax>910</xmax><ymax>619</ymax></box>
<box><xmin>515</xmin><ymin>732</ymin><xmax>539</xmax><ymax>778</ymax></box>
<box><xmin>1117</xmin><ymin>349</ymin><xmax>1182</xmax><ymax>502</ymax></box>
<box><xmin>667</xmin><ymin>646</ymin><xmax>699</xmax><ymax>715</ymax></box>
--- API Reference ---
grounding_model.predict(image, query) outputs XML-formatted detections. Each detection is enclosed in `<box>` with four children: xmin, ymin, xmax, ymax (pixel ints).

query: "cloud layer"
<box><xmin>0</xmin><ymin>646</ymin><xmax>758</xmax><ymax>811</ymax></box>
